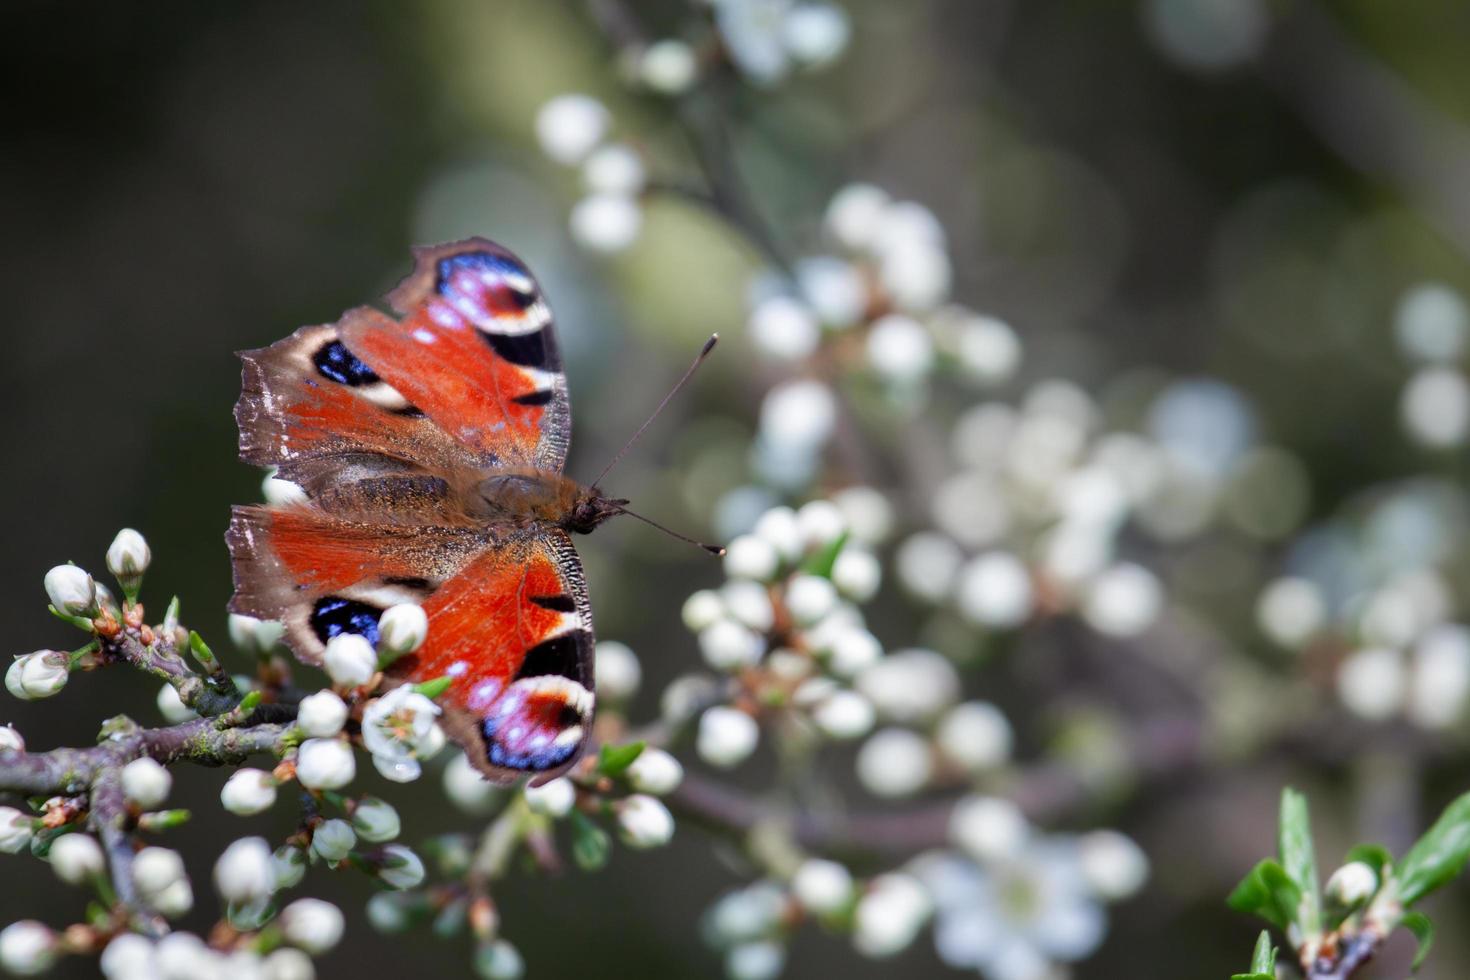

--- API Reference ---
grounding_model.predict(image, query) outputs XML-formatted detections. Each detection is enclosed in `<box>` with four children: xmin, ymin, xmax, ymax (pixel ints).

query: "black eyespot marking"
<box><xmin>530</xmin><ymin>594</ymin><xmax>576</xmax><ymax>613</ymax></box>
<box><xmin>312</xmin><ymin>340</ymin><xmax>379</xmax><ymax>386</ymax></box>
<box><xmin>557</xmin><ymin>704</ymin><xmax>582</xmax><ymax>728</ymax></box>
<box><xmin>383</xmin><ymin>576</ymin><xmax>431</xmax><ymax>591</ymax></box>
<box><xmin>310</xmin><ymin>596</ymin><xmax>381</xmax><ymax>646</ymax></box>
<box><xmin>514</xmin><ymin>630</ymin><xmax>590</xmax><ymax>685</ymax></box>
<box><xmin>486</xmin><ymin>329</ymin><xmax>556</xmax><ymax>370</ymax></box>
<box><xmin>512</xmin><ymin>389</ymin><xmax>554</xmax><ymax>407</ymax></box>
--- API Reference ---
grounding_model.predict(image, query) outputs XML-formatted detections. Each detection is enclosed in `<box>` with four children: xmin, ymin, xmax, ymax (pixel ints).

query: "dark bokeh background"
<box><xmin>3</xmin><ymin>1</ymin><xmax>1469</xmax><ymax>976</ymax></box>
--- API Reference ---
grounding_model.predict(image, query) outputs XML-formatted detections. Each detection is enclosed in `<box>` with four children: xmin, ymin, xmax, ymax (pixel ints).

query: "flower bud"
<box><xmin>322</xmin><ymin>634</ymin><xmax>376</xmax><ymax>688</ymax></box>
<box><xmin>474</xmin><ymin>939</ymin><xmax>525</xmax><ymax>980</ymax></box>
<box><xmin>594</xmin><ymin>641</ymin><xmax>640</xmax><ymax>702</ymax></box>
<box><xmin>377</xmin><ymin>604</ymin><xmax>428</xmax><ymax>661</ymax></box>
<box><xmin>1326</xmin><ymin>861</ymin><xmax>1379</xmax><ymax>907</ymax></box>
<box><xmin>105</xmin><ymin>528</ymin><xmax>151</xmax><ymax>596</ymax></box>
<box><xmin>681</xmin><ymin>590</ymin><xmax>725</xmax><ymax>632</ymax></box>
<box><xmin>569</xmin><ymin>194</ymin><xmax>642</xmax><ymax>254</ymax></box>
<box><xmin>699</xmin><ymin>620</ymin><xmax>765</xmax><ymax>672</ymax></box>
<box><xmin>535</xmin><ymin>94</ymin><xmax>609</xmax><ymax>165</ymax></box>
<box><xmin>279</xmin><ymin>898</ymin><xmax>345</xmax><ymax>955</ymax></box>
<box><xmin>935</xmin><ymin>701</ymin><xmax>1013</xmax><ymax>772</ymax></box>
<box><xmin>0</xmin><ymin>726</ymin><xmax>22</xmax><ymax>754</ymax></box>
<box><xmin>133</xmin><ymin>847</ymin><xmax>192</xmax><ymax>917</ymax></box>
<box><xmin>523</xmin><ymin>777</ymin><xmax>575</xmax><ymax>818</ymax></box>
<box><xmin>852</xmin><ymin>873</ymin><xmax>931</xmax><ymax>958</ymax></box>
<box><xmin>791</xmin><ymin>859</ymin><xmax>853</xmax><ymax>916</ymax></box>
<box><xmin>295</xmin><ymin>738</ymin><xmax>356</xmax><ymax>791</ymax></box>
<box><xmin>6</xmin><ymin>651</ymin><xmax>69</xmax><ymax>701</ymax></box>
<box><xmin>366</xmin><ymin>892</ymin><xmax>411</xmax><ymax>933</ymax></box>
<box><xmin>0</xmin><ymin>921</ymin><xmax>57</xmax><ymax>976</ymax></box>
<box><xmin>724</xmin><ymin>535</ymin><xmax>780</xmax><ymax>581</ymax></box>
<box><xmin>616</xmin><ymin>794</ymin><xmax>675</xmax><ymax>849</ymax></box>
<box><xmin>0</xmin><ymin>807</ymin><xmax>34</xmax><ymax>854</ymax></box>
<box><xmin>121</xmin><ymin>757</ymin><xmax>172</xmax><ymax>809</ymax></box>
<box><xmin>156</xmin><ymin>683</ymin><xmax>196</xmax><ymax>724</ymax></box>
<box><xmin>949</xmin><ymin>795</ymin><xmax>1028</xmax><ymax>863</ymax></box>
<box><xmin>855</xmin><ymin>728</ymin><xmax>932</xmax><ymax>798</ymax></box>
<box><xmin>444</xmin><ymin>752</ymin><xmax>501</xmax><ymax>816</ymax></box>
<box><xmin>214</xmin><ymin>837</ymin><xmax>275</xmax><ymax>903</ymax></box>
<box><xmin>49</xmin><ymin>832</ymin><xmax>104</xmax><ymax>884</ymax></box>
<box><xmin>785</xmin><ymin>575</ymin><xmax>838</xmax><ymax>627</ymax></box>
<box><xmin>227</xmin><ymin>614</ymin><xmax>284</xmax><ymax>655</ymax></box>
<box><xmin>351</xmin><ymin>797</ymin><xmax>401</xmax><ymax>843</ymax></box>
<box><xmin>296</xmin><ymin>690</ymin><xmax>348</xmax><ymax>738</ymax></box>
<box><xmin>263</xmin><ymin>947</ymin><xmax>314</xmax><ymax>980</ymax></box>
<box><xmin>272</xmin><ymin>845</ymin><xmax>307</xmax><ymax>890</ymax></box>
<box><xmin>626</xmin><ymin>747</ymin><xmax>683</xmax><ymax>796</ymax></box>
<box><xmin>376</xmin><ymin>845</ymin><xmax>426</xmax><ymax>890</ymax></box>
<box><xmin>44</xmin><ymin>565</ymin><xmax>97</xmax><ymax>617</ymax></box>
<box><xmin>831</xmin><ymin>547</ymin><xmax>882</xmax><ymax>603</ymax></box>
<box><xmin>100</xmin><ymin>934</ymin><xmax>155</xmax><ymax>979</ymax></box>
<box><xmin>220</xmin><ymin>768</ymin><xmax>277</xmax><ymax>816</ymax></box>
<box><xmin>811</xmin><ymin>690</ymin><xmax>875</xmax><ymax>741</ymax></box>
<box><xmin>310</xmin><ymin>819</ymin><xmax>356</xmax><ymax>863</ymax></box>
<box><xmin>697</xmin><ymin>707</ymin><xmax>760</xmax><ymax>769</ymax></box>
<box><xmin>639</xmin><ymin>39</ymin><xmax>698</xmax><ymax>95</ymax></box>
<box><xmin>1078</xmin><ymin>830</ymin><xmax>1150</xmax><ymax>901</ymax></box>
<box><xmin>727</xmin><ymin>941</ymin><xmax>785</xmax><ymax>980</ymax></box>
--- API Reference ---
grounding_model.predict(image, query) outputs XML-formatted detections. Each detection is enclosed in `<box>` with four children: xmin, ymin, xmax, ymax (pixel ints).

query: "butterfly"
<box><xmin>227</xmin><ymin>238</ymin><xmax>643</xmax><ymax>784</ymax></box>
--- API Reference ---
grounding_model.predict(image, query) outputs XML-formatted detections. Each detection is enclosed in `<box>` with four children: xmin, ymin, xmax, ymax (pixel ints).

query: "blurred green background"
<box><xmin>3</xmin><ymin>0</ymin><xmax>1470</xmax><ymax>976</ymax></box>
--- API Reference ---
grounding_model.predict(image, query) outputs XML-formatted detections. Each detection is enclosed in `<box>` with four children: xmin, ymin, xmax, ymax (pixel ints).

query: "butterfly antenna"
<box><xmin>590</xmin><ymin>333</ymin><xmax>719</xmax><ymax>489</ymax></box>
<box><xmin>615</xmin><ymin>505</ymin><xmax>726</xmax><ymax>556</ymax></box>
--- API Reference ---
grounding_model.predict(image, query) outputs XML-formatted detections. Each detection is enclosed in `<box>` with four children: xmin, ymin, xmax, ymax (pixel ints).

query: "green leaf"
<box><xmin>1402</xmin><ymin>910</ymin><xmax>1434</xmax><ymax>971</ymax></box>
<box><xmin>1344</xmin><ymin>843</ymin><xmax>1393</xmax><ymax>879</ymax></box>
<box><xmin>597</xmin><ymin>741</ymin><xmax>646</xmax><ymax>776</ymax></box>
<box><xmin>1397</xmin><ymin>791</ymin><xmax>1470</xmax><ymax>905</ymax></box>
<box><xmin>1229</xmin><ymin>930</ymin><xmax>1277</xmax><ymax>979</ymax></box>
<box><xmin>569</xmin><ymin>811</ymin><xmax>610</xmax><ymax>871</ymax></box>
<box><xmin>801</xmin><ymin>530</ymin><xmax>849</xmax><ymax>577</ymax></box>
<box><xmin>1228</xmin><ymin>859</ymin><xmax>1303</xmax><ymax>931</ymax></box>
<box><xmin>1278</xmin><ymin>787</ymin><xmax>1320</xmax><ymax>932</ymax></box>
<box><xmin>413</xmin><ymin>676</ymin><xmax>453</xmax><ymax>700</ymax></box>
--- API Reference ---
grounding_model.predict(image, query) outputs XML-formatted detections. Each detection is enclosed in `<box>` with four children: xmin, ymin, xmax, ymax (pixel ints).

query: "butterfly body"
<box><xmin>228</xmin><ymin>238</ymin><xmax>621</xmax><ymax>783</ymax></box>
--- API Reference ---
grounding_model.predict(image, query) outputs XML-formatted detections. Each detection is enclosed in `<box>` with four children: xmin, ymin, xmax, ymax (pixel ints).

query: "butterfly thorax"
<box><xmin>474</xmin><ymin>467</ymin><xmax>624</xmax><ymax>534</ymax></box>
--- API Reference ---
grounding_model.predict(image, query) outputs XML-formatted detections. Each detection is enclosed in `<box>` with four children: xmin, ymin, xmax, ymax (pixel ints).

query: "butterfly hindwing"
<box><xmin>227</xmin><ymin>505</ymin><xmax>594</xmax><ymax>783</ymax></box>
<box><xmin>340</xmin><ymin>239</ymin><xmax>572</xmax><ymax>471</ymax></box>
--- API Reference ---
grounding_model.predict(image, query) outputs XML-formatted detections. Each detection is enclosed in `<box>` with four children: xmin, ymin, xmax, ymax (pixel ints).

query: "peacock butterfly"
<box><xmin>226</xmin><ymin>237</ymin><xmax>696</xmax><ymax>784</ymax></box>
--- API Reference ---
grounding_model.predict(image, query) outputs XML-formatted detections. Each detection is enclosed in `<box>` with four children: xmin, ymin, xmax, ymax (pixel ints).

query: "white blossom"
<box><xmin>535</xmin><ymin>94</ymin><xmax>609</xmax><ymax>165</ymax></box>
<box><xmin>626</xmin><ymin>747</ymin><xmax>684</xmax><ymax>795</ymax></box>
<box><xmin>524</xmin><ymin>777</ymin><xmax>576</xmax><ymax>818</ymax></box>
<box><xmin>595</xmin><ymin>641</ymin><xmax>641</xmax><ymax>702</ymax></box>
<box><xmin>782</xmin><ymin>2</ymin><xmax>850</xmax><ymax>66</ymax></box>
<box><xmin>681</xmin><ymin>590</ymin><xmax>727</xmax><ymax>632</ymax></box>
<box><xmin>698</xmin><ymin>706</ymin><xmax>760</xmax><ymax>768</ymax></box>
<box><xmin>1325</xmin><ymin>861</ymin><xmax>1378</xmax><ymax>907</ymax></box>
<box><xmin>280</xmin><ymin>898</ymin><xmax>345</xmax><ymax>955</ymax></box>
<box><xmin>855</xmin><ymin>648</ymin><xmax>960</xmax><ymax>723</ymax></box>
<box><xmin>724</xmin><ymin>534</ymin><xmax>781</xmax><ymax>581</ymax></box>
<box><xmin>616</xmin><ymin>794</ymin><xmax>676</xmax><ymax>848</ymax></box>
<box><xmin>721</xmin><ymin>580</ymin><xmax>776</xmax><ymax>632</ymax></box>
<box><xmin>791</xmin><ymin>858</ymin><xmax>853</xmax><ymax>915</ymax></box>
<box><xmin>310</xmin><ymin>819</ymin><xmax>356</xmax><ymax>863</ymax></box>
<box><xmin>852</xmin><ymin>873</ymin><xmax>931</xmax><ymax>958</ymax></box>
<box><xmin>699</xmin><ymin>619</ymin><xmax>765</xmax><ymax>672</ymax></box>
<box><xmin>1083</xmin><ymin>563</ymin><xmax>1164</xmax><ymax>637</ymax></box>
<box><xmin>749</xmin><ymin>295</ymin><xmax>820</xmax><ymax>361</ymax></box>
<box><xmin>156</xmin><ymin>683</ymin><xmax>197</xmax><ymax>724</ymax></box>
<box><xmin>826</xmin><ymin>183</ymin><xmax>890</xmax><ymax>251</ymax></box>
<box><xmin>120</xmin><ymin>757</ymin><xmax>172</xmax><ymax>809</ymax></box>
<box><xmin>640</xmin><ymin>39</ymin><xmax>698</xmax><ymax>94</ymax></box>
<box><xmin>322</xmin><ymin>634</ymin><xmax>376</xmax><ymax>688</ymax></box>
<box><xmin>856</xmin><ymin>728</ymin><xmax>933</xmax><ymax>798</ymax></box>
<box><xmin>296</xmin><ymin>690</ymin><xmax>349</xmax><ymax>738</ymax></box>
<box><xmin>101</xmin><ymin>934</ymin><xmax>155</xmax><ymax>980</ymax></box>
<box><xmin>866</xmin><ymin>313</ymin><xmax>935</xmax><ymax>384</ymax></box>
<box><xmin>228</xmin><ymin>615</ymin><xmax>285</xmax><ymax>655</ymax></box>
<box><xmin>106</xmin><ymin>528</ymin><xmax>151</xmax><ymax>593</ymax></box>
<box><xmin>1077</xmin><ymin>830</ymin><xmax>1150</xmax><ymax>900</ymax></box>
<box><xmin>214</xmin><ymin>837</ymin><xmax>275</xmax><ymax>903</ymax></box>
<box><xmin>44</xmin><ymin>565</ymin><xmax>96</xmax><ymax>617</ymax></box>
<box><xmin>831</xmin><ymin>547</ymin><xmax>881</xmax><ymax>602</ymax></box>
<box><xmin>263</xmin><ymin>948</ymin><xmax>315</xmax><ymax>980</ymax></box>
<box><xmin>351</xmin><ymin>797</ymin><xmax>401</xmax><ymax>843</ymax></box>
<box><xmin>221</xmin><ymin>768</ymin><xmax>277</xmax><ymax>816</ymax></box>
<box><xmin>1395</xmin><ymin>282</ymin><xmax>1468</xmax><ymax>364</ymax></box>
<box><xmin>6</xmin><ymin>651</ymin><xmax>69</xmax><ymax>701</ymax></box>
<box><xmin>0</xmin><ymin>807</ymin><xmax>34</xmax><ymax>854</ymax></box>
<box><xmin>376</xmin><ymin>845</ymin><xmax>426</xmax><ymax>890</ymax></box>
<box><xmin>796</xmin><ymin>499</ymin><xmax>847</xmax><ymax>549</ymax></box>
<box><xmin>811</xmin><ymin>690</ymin><xmax>876</xmax><ymax>740</ymax></box>
<box><xmin>475</xmin><ymin>939</ymin><xmax>525</xmax><ymax>980</ymax></box>
<box><xmin>0</xmin><ymin>921</ymin><xmax>57</xmax><ymax>976</ymax></box>
<box><xmin>1256</xmin><ymin>576</ymin><xmax>1327</xmax><ymax>648</ymax></box>
<box><xmin>824</xmin><ymin>627</ymin><xmax>883</xmax><ymax>678</ymax></box>
<box><xmin>361</xmin><ymin>687</ymin><xmax>443</xmax><ymax>782</ymax></box>
<box><xmin>376</xmin><ymin>604</ymin><xmax>428</xmax><ymax>660</ymax></box>
<box><xmin>1337</xmin><ymin>647</ymin><xmax>1406</xmax><ymax>721</ymax></box>
<box><xmin>132</xmin><ymin>847</ymin><xmax>192</xmax><ymax>918</ymax></box>
<box><xmin>955</xmin><ymin>552</ymin><xmax>1035</xmax><ymax>629</ymax></box>
<box><xmin>785</xmin><ymin>574</ymin><xmax>838</xmax><ymax>626</ymax></box>
<box><xmin>49</xmin><ymin>832</ymin><xmax>104</xmax><ymax>884</ymax></box>
<box><xmin>896</xmin><ymin>532</ymin><xmax>964</xmax><ymax>603</ymax></box>
<box><xmin>295</xmin><ymin>738</ymin><xmax>357</xmax><ymax>791</ymax></box>
<box><xmin>1409</xmin><ymin>625</ymin><xmax>1470</xmax><ymax>728</ymax></box>
<box><xmin>272</xmin><ymin>846</ymin><xmax>307</xmax><ymax>891</ymax></box>
<box><xmin>444</xmin><ymin>752</ymin><xmax>501</xmax><ymax>816</ymax></box>
<box><xmin>0</xmin><ymin>725</ymin><xmax>22</xmax><ymax>754</ymax></box>
<box><xmin>950</xmin><ymin>795</ymin><xmax>1029</xmax><ymax>863</ymax></box>
<box><xmin>569</xmin><ymin>193</ymin><xmax>642</xmax><ymax>253</ymax></box>
<box><xmin>936</xmin><ymin>701</ymin><xmax>1013</xmax><ymax>772</ymax></box>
